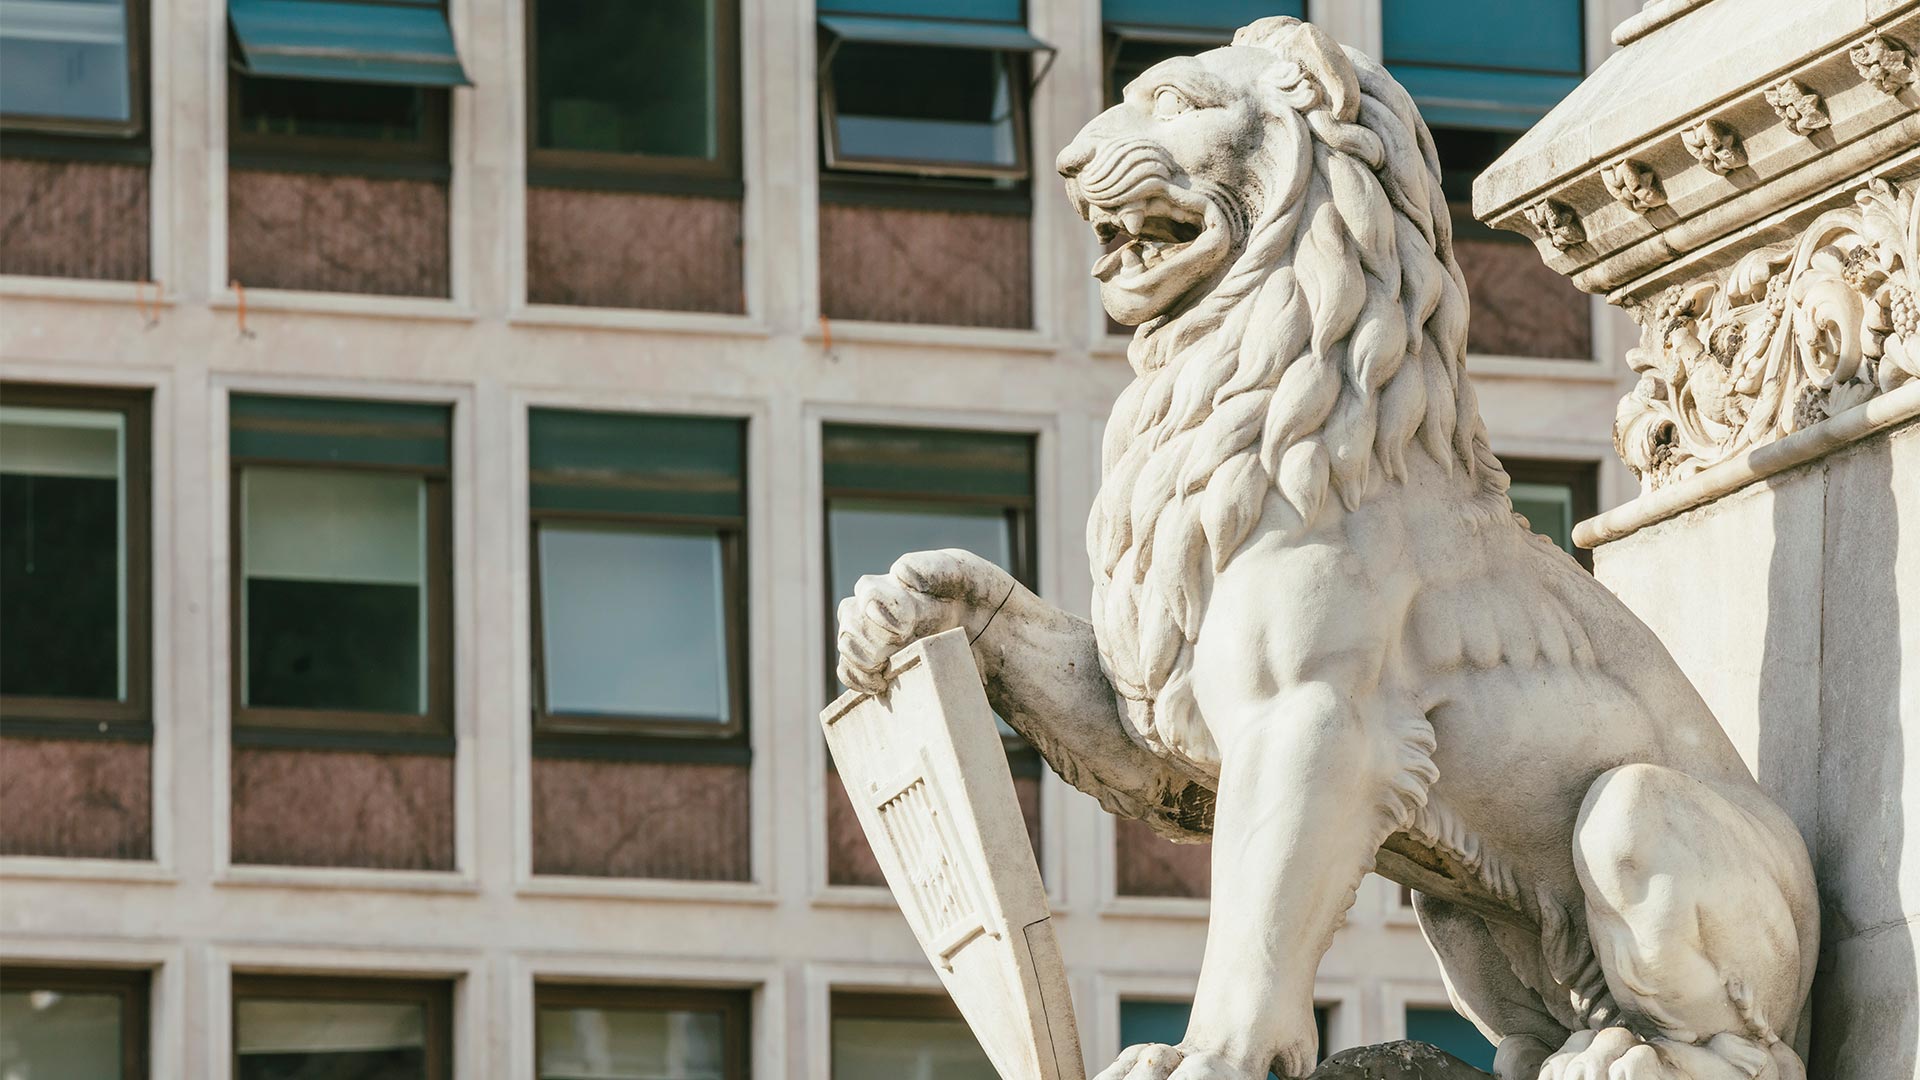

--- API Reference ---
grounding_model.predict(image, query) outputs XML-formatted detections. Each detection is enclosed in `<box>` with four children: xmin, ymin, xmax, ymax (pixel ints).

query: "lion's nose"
<box><xmin>1056</xmin><ymin>136</ymin><xmax>1096</xmax><ymax>179</ymax></box>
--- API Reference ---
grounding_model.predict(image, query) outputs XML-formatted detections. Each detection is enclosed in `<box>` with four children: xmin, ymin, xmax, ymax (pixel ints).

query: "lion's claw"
<box><xmin>1096</xmin><ymin>1044</ymin><xmax>1260</xmax><ymax>1080</ymax></box>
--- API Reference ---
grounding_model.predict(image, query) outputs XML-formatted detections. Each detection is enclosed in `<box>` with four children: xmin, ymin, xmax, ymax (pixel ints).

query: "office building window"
<box><xmin>229</xmin><ymin>394</ymin><xmax>451</xmax><ymax>740</ymax></box>
<box><xmin>536</xmin><ymin>985</ymin><xmax>748</xmax><ymax>1080</ymax></box>
<box><xmin>0</xmin><ymin>966</ymin><xmax>148</xmax><ymax>1079</ymax></box>
<box><xmin>1405</xmin><ymin>1006</ymin><xmax>1496</xmax><ymax>1072</ymax></box>
<box><xmin>1120</xmin><ymin>998</ymin><xmax>1328</xmax><ymax>1069</ymax></box>
<box><xmin>233</xmin><ymin>976</ymin><xmax>450</xmax><ymax>1080</ymax></box>
<box><xmin>831</xmin><ymin>992</ymin><xmax>993</xmax><ymax>1080</ymax></box>
<box><xmin>1505</xmin><ymin>458</ymin><xmax>1598</xmax><ymax>569</ymax></box>
<box><xmin>0</xmin><ymin>0</ymin><xmax>141</xmax><ymax>136</ymax></box>
<box><xmin>817</xmin><ymin>1</ymin><xmax>1046</xmax><ymax>181</ymax></box>
<box><xmin>528</xmin><ymin>0</ymin><xmax>739</xmax><ymax>187</ymax></box>
<box><xmin>529</xmin><ymin>408</ymin><xmax>747</xmax><ymax>750</ymax></box>
<box><xmin>226</xmin><ymin>0</ymin><xmax>465</xmax><ymax>170</ymax></box>
<box><xmin>1</xmin><ymin>385</ymin><xmax>150</xmax><ymax>733</ymax></box>
<box><xmin>1101</xmin><ymin>0</ymin><xmax>1299</xmax><ymax>106</ymax></box>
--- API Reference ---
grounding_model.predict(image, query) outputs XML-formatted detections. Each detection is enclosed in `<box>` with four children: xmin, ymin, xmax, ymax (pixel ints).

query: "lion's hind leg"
<box><xmin>1544</xmin><ymin>764</ymin><xmax>1816</xmax><ymax>1080</ymax></box>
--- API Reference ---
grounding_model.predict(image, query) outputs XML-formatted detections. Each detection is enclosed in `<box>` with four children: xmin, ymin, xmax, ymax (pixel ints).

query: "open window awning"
<box><xmin>228</xmin><ymin>0</ymin><xmax>470</xmax><ymax>87</ymax></box>
<box><xmin>817</xmin><ymin>13</ymin><xmax>1049</xmax><ymax>54</ymax></box>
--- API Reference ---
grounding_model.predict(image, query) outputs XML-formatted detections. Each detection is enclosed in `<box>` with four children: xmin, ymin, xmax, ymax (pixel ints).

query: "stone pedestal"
<box><xmin>1477</xmin><ymin>1</ymin><xmax>1920</xmax><ymax>1074</ymax></box>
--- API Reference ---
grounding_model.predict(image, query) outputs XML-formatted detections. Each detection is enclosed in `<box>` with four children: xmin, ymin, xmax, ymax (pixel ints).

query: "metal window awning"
<box><xmin>228</xmin><ymin>0</ymin><xmax>470</xmax><ymax>87</ymax></box>
<box><xmin>1104</xmin><ymin>23</ymin><xmax>1232</xmax><ymax>46</ymax></box>
<box><xmin>818</xmin><ymin>13</ymin><xmax>1050</xmax><ymax>54</ymax></box>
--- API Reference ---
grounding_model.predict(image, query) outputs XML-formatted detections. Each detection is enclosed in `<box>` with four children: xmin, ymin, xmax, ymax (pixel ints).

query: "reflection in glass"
<box><xmin>0</xmin><ymin>0</ymin><xmax>133</xmax><ymax>124</ymax></box>
<box><xmin>0</xmin><ymin>987</ymin><xmax>124</xmax><ymax>1079</ymax></box>
<box><xmin>1509</xmin><ymin>482</ymin><xmax>1575</xmax><ymax>554</ymax></box>
<box><xmin>538</xmin><ymin>524</ymin><xmax>730</xmax><ymax>722</ymax></box>
<box><xmin>235</xmin><ymin>998</ymin><xmax>427</xmax><ymax>1080</ymax></box>
<box><xmin>241</xmin><ymin>467</ymin><xmax>427</xmax><ymax>714</ymax></box>
<box><xmin>830</xmin><ymin>44</ymin><xmax>1017</xmax><ymax>168</ymax></box>
<box><xmin>537</xmin><ymin>1003</ymin><xmax>725</xmax><ymax>1080</ymax></box>
<box><xmin>535</xmin><ymin>0</ymin><xmax>717</xmax><ymax>158</ymax></box>
<box><xmin>831</xmin><ymin>1016</ymin><xmax>996</xmax><ymax>1080</ymax></box>
<box><xmin>0</xmin><ymin>405</ymin><xmax>126</xmax><ymax>701</ymax></box>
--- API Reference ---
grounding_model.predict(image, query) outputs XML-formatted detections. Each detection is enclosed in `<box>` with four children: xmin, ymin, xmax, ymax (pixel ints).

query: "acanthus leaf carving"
<box><xmin>1524</xmin><ymin>199</ymin><xmax>1585</xmax><ymax>251</ymax></box>
<box><xmin>1680</xmin><ymin>120</ymin><xmax>1746</xmax><ymax>175</ymax></box>
<box><xmin>1850</xmin><ymin>34</ymin><xmax>1917</xmax><ymax>96</ymax></box>
<box><xmin>1764</xmin><ymin>79</ymin><xmax>1831</xmax><ymax>136</ymax></box>
<box><xmin>1615</xmin><ymin>177</ymin><xmax>1920</xmax><ymax>489</ymax></box>
<box><xmin>1601</xmin><ymin>160</ymin><xmax>1666</xmax><ymax>213</ymax></box>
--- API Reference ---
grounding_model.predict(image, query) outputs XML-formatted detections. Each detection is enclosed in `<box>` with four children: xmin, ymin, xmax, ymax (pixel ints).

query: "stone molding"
<box><xmin>1475</xmin><ymin>5</ymin><xmax>1920</xmax><ymax>305</ymax></box>
<box><xmin>1575</xmin><ymin>380</ymin><xmax>1920</xmax><ymax>546</ymax></box>
<box><xmin>1612</xmin><ymin>176</ymin><xmax>1920</xmax><ymax>490</ymax></box>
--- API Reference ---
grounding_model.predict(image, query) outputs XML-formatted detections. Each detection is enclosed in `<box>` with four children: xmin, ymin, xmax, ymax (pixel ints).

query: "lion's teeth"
<box><xmin>1121</xmin><ymin>245</ymin><xmax>1146</xmax><ymax>275</ymax></box>
<box><xmin>1121</xmin><ymin>209</ymin><xmax>1145</xmax><ymax>237</ymax></box>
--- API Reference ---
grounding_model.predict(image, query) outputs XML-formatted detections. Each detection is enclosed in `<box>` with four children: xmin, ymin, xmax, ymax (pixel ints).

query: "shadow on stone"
<box><xmin>1307</xmin><ymin>1040</ymin><xmax>1491</xmax><ymax>1079</ymax></box>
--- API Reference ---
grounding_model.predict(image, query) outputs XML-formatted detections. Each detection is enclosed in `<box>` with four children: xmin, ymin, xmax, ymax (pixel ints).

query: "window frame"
<box><xmin>523</xmin><ymin>0</ymin><xmax>743</xmax><ymax>195</ymax></box>
<box><xmin>0</xmin><ymin>0</ymin><xmax>148</xmax><ymax>141</ymax></box>
<box><xmin>1503</xmin><ymin>456</ymin><xmax>1599</xmax><ymax>570</ymax></box>
<box><xmin>817</xmin><ymin>36</ymin><xmax>1033</xmax><ymax>182</ymax></box>
<box><xmin>533</xmin><ymin>982</ymin><xmax>749</xmax><ymax>1080</ymax></box>
<box><xmin>0</xmin><ymin>382</ymin><xmax>153</xmax><ymax>740</ymax></box>
<box><xmin>0</xmin><ymin>964</ymin><xmax>150</xmax><ymax>1080</ymax></box>
<box><xmin>231</xmin><ymin>974</ymin><xmax>451</xmax><ymax>1080</ymax></box>
<box><xmin>1100</xmin><ymin>26</ymin><xmax>1228</xmax><ymax>109</ymax></box>
<box><xmin>226</xmin><ymin>47</ymin><xmax>452</xmax><ymax>179</ymax></box>
<box><xmin>227</xmin><ymin>442</ymin><xmax>454</xmax><ymax>746</ymax></box>
<box><xmin>528</xmin><ymin>509</ymin><xmax>750</xmax><ymax>755</ymax></box>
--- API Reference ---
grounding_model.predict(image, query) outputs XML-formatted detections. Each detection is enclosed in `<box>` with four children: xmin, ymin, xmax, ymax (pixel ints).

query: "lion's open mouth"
<box><xmin>1087</xmin><ymin>201</ymin><xmax>1207</xmax><ymax>283</ymax></box>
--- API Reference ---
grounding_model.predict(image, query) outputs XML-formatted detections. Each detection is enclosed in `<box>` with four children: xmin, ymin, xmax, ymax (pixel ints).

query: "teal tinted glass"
<box><xmin>0</xmin><ymin>0</ymin><xmax>133</xmax><ymax>125</ymax></box>
<box><xmin>229</xmin><ymin>395</ymin><xmax>450</xmax><ymax>469</ymax></box>
<box><xmin>1510</xmin><ymin>481</ymin><xmax>1575</xmax><ymax>555</ymax></box>
<box><xmin>830</xmin><ymin>42</ymin><xmax>1019</xmax><ymax>169</ymax></box>
<box><xmin>819</xmin><ymin>0</ymin><xmax>1021</xmax><ymax>22</ymax></box>
<box><xmin>0</xmin><ymin>987</ymin><xmax>124</xmax><ymax>1079</ymax></box>
<box><xmin>528</xmin><ymin>409</ymin><xmax>744</xmax><ymax>519</ymax></box>
<box><xmin>534</xmin><ymin>0</ymin><xmax>719</xmax><ymax>158</ymax></box>
<box><xmin>1102</xmin><ymin>0</ymin><xmax>1298</xmax><ymax>32</ymax></box>
<box><xmin>821</xmin><ymin>424</ymin><xmax>1032</xmax><ymax>501</ymax></box>
<box><xmin>1405</xmin><ymin>1007</ymin><xmax>1496</xmax><ymax>1071</ymax></box>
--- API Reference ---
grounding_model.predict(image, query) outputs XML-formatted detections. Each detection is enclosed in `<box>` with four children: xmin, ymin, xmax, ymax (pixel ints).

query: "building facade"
<box><xmin>0</xmin><ymin>0</ymin><xmax>1643</xmax><ymax>1076</ymax></box>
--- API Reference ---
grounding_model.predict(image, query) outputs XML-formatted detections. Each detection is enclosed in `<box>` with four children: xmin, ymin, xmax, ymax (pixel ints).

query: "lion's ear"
<box><xmin>1235</xmin><ymin>16</ymin><xmax>1361</xmax><ymax>123</ymax></box>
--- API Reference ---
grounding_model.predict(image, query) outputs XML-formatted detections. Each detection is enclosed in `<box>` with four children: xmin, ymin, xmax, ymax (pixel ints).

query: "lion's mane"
<box><xmin>1089</xmin><ymin>22</ymin><xmax>1512</xmax><ymax>791</ymax></box>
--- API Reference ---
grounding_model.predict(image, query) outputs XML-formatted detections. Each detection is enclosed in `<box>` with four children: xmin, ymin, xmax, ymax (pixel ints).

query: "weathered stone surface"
<box><xmin>1307</xmin><ymin>1041</ymin><xmax>1489</xmax><ymax>1079</ymax></box>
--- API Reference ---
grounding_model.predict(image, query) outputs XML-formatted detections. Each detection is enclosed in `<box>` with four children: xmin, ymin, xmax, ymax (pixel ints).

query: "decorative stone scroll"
<box><xmin>1615</xmin><ymin>177</ymin><xmax>1920</xmax><ymax>487</ymax></box>
<box><xmin>1852</xmin><ymin>34</ymin><xmax>1917</xmax><ymax>95</ymax></box>
<box><xmin>1679</xmin><ymin>120</ymin><xmax>1745</xmax><ymax>175</ymax></box>
<box><xmin>1601</xmin><ymin>159</ymin><xmax>1666</xmax><ymax>212</ymax></box>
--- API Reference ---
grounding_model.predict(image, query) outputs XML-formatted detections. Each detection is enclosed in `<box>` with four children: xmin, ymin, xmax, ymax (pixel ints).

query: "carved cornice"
<box><xmin>1475</xmin><ymin>7</ymin><xmax>1920</xmax><ymax>304</ymax></box>
<box><xmin>1613</xmin><ymin>177</ymin><xmax>1920</xmax><ymax>489</ymax></box>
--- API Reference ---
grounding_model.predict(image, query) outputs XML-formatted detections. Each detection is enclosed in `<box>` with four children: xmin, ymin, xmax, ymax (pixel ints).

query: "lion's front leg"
<box><xmin>1126</xmin><ymin>685</ymin><xmax>1411</xmax><ymax>1080</ymax></box>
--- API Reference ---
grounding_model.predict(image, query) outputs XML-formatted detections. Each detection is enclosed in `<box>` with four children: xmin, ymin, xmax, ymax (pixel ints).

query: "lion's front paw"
<box><xmin>1095</xmin><ymin>1044</ymin><xmax>1262</xmax><ymax>1080</ymax></box>
<box><xmin>834</xmin><ymin>549</ymin><xmax>1008</xmax><ymax>694</ymax></box>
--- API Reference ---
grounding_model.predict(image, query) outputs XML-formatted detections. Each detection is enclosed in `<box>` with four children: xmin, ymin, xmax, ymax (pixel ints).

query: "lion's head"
<box><xmin>1064</xmin><ymin>18</ymin><xmax>1511</xmax><ymax>784</ymax></box>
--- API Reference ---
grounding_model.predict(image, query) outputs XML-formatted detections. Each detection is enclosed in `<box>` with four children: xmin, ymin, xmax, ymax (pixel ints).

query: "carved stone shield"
<box><xmin>820</xmin><ymin>627</ymin><xmax>1083</xmax><ymax>1080</ymax></box>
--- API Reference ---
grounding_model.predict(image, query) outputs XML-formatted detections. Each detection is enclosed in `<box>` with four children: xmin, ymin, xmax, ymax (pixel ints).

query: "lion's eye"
<box><xmin>1152</xmin><ymin>86</ymin><xmax>1190</xmax><ymax>118</ymax></box>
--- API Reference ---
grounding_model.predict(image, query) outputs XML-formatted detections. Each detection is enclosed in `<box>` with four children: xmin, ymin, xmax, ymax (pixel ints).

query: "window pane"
<box><xmin>534</xmin><ymin>0</ymin><xmax>717</xmax><ymax>158</ymax></box>
<box><xmin>241</xmin><ymin>467</ymin><xmax>427</xmax><ymax>714</ymax></box>
<box><xmin>537</xmin><ymin>1004</ymin><xmax>725</xmax><ymax>1080</ymax></box>
<box><xmin>236</xmin><ymin>998</ymin><xmax>426</xmax><ymax>1080</ymax></box>
<box><xmin>233</xmin><ymin>75</ymin><xmax>430</xmax><ymax>145</ymax></box>
<box><xmin>0</xmin><ymin>0</ymin><xmax>132</xmax><ymax>124</ymax></box>
<box><xmin>0</xmin><ymin>988</ymin><xmax>123</xmax><ymax>1079</ymax></box>
<box><xmin>1510</xmin><ymin>481</ymin><xmax>1575</xmax><ymax>555</ymax></box>
<box><xmin>538</xmin><ymin>525</ymin><xmax>730</xmax><ymax>723</ymax></box>
<box><xmin>831</xmin><ymin>44</ymin><xmax>1017</xmax><ymax>167</ymax></box>
<box><xmin>827</xmin><ymin>499</ymin><xmax>1012</xmax><ymax>604</ymax></box>
<box><xmin>1404</xmin><ymin>1007</ymin><xmax>1496</xmax><ymax>1071</ymax></box>
<box><xmin>1108</xmin><ymin>38</ymin><xmax>1203</xmax><ymax>107</ymax></box>
<box><xmin>831</xmin><ymin>1016</ymin><xmax>995</xmax><ymax>1080</ymax></box>
<box><xmin>0</xmin><ymin>405</ymin><xmax>126</xmax><ymax>701</ymax></box>
<box><xmin>1117</xmin><ymin>1000</ymin><xmax>1324</xmax><ymax>1072</ymax></box>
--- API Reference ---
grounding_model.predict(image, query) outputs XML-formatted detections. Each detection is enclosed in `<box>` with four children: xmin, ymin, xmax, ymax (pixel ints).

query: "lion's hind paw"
<box><xmin>1538</xmin><ymin>1027</ymin><xmax>1784</xmax><ymax>1080</ymax></box>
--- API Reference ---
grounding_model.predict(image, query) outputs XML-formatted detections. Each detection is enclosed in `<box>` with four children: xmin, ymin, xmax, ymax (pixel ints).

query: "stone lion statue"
<box><xmin>834</xmin><ymin>18</ymin><xmax>1819</xmax><ymax>1080</ymax></box>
